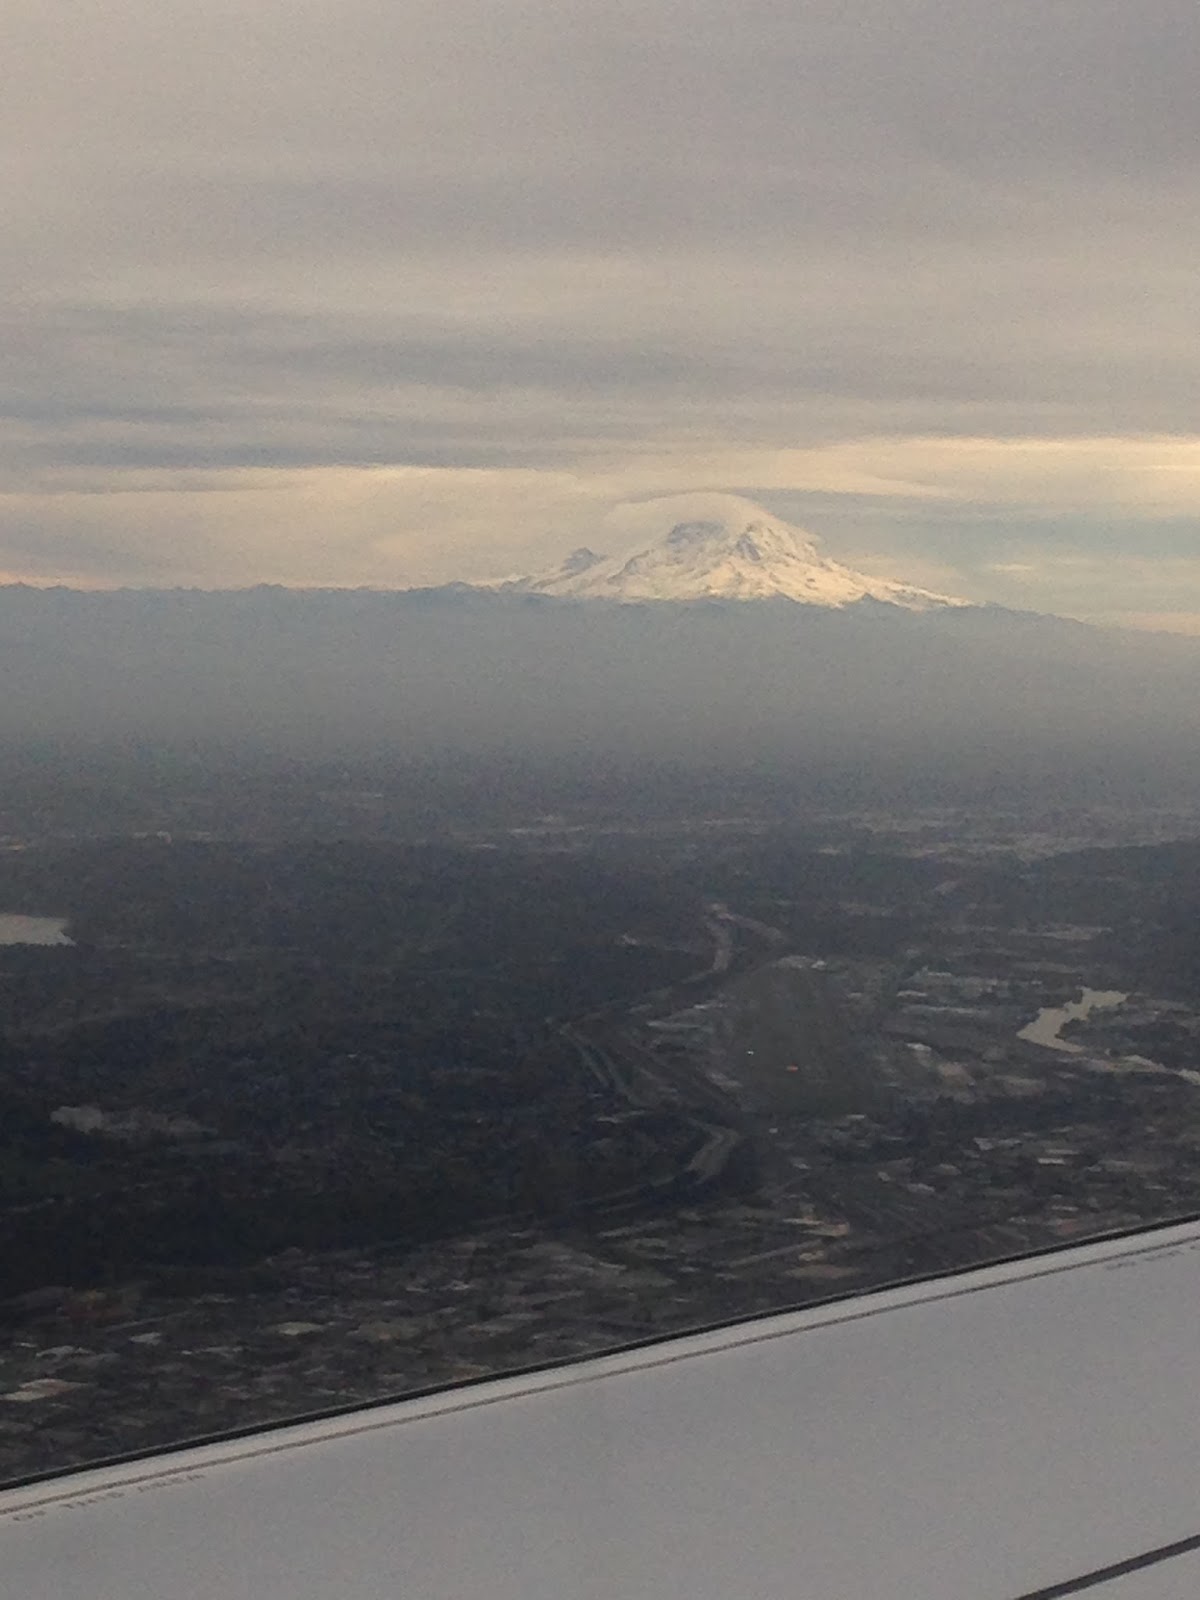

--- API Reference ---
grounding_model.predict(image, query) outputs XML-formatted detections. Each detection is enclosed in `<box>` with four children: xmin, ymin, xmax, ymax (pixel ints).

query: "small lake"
<box><xmin>1018</xmin><ymin>988</ymin><xmax>1127</xmax><ymax>1053</ymax></box>
<box><xmin>0</xmin><ymin>914</ymin><xmax>72</xmax><ymax>946</ymax></box>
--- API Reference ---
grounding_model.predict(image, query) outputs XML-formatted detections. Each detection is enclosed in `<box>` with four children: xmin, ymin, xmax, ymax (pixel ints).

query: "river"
<box><xmin>1017</xmin><ymin>988</ymin><xmax>1127</xmax><ymax>1053</ymax></box>
<box><xmin>0</xmin><ymin>915</ymin><xmax>72</xmax><ymax>947</ymax></box>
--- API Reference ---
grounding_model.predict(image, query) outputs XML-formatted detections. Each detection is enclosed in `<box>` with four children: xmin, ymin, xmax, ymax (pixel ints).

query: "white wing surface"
<box><xmin>5</xmin><ymin>1222</ymin><xmax>1200</xmax><ymax>1600</ymax></box>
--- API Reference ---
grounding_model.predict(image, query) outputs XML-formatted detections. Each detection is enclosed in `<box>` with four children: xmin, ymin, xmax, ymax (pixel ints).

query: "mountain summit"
<box><xmin>507</xmin><ymin>495</ymin><xmax>966</xmax><ymax>610</ymax></box>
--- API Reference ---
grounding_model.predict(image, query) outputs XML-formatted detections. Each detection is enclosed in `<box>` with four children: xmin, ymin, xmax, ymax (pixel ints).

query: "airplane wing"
<box><xmin>5</xmin><ymin>1220</ymin><xmax>1200</xmax><ymax>1600</ymax></box>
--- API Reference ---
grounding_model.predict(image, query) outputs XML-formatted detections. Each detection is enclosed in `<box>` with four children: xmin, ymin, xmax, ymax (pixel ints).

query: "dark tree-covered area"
<box><xmin>0</xmin><ymin>838</ymin><xmax>751</xmax><ymax>1298</ymax></box>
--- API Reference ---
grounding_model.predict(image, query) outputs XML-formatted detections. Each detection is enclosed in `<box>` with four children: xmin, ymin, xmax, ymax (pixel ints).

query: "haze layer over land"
<box><xmin>2</xmin><ymin>496</ymin><xmax>1198</xmax><ymax>808</ymax></box>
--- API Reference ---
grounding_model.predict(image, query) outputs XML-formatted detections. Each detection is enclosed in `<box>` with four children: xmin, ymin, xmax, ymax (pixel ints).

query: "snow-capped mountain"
<box><xmin>506</xmin><ymin>496</ymin><xmax>967</xmax><ymax>610</ymax></box>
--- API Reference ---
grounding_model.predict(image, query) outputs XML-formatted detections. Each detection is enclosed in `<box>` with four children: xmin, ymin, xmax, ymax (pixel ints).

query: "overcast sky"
<box><xmin>7</xmin><ymin>0</ymin><xmax>1200</xmax><ymax>626</ymax></box>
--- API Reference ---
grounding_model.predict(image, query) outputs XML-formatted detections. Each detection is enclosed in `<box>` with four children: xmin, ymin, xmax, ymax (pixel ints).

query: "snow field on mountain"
<box><xmin>507</xmin><ymin>495</ymin><xmax>967</xmax><ymax>610</ymax></box>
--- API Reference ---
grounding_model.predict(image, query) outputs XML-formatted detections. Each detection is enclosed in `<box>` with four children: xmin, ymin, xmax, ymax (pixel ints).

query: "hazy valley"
<box><xmin>3</xmin><ymin>501</ymin><xmax>1199</xmax><ymax>810</ymax></box>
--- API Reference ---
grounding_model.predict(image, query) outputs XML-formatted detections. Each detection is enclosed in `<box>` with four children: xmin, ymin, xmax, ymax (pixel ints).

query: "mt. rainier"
<box><xmin>3</xmin><ymin>491</ymin><xmax>1200</xmax><ymax>804</ymax></box>
<box><xmin>505</xmin><ymin>495</ymin><xmax>967</xmax><ymax>611</ymax></box>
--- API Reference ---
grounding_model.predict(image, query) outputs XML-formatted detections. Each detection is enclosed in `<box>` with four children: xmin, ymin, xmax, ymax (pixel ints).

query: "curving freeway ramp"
<box><xmin>6</xmin><ymin>1222</ymin><xmax>1200</xmax><ymax>1599</ymax></box>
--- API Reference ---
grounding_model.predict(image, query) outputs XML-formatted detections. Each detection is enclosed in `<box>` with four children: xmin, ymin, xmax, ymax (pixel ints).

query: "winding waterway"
<box><xmin>1017</xmin><ymin>988</ymin><xmax>1127</xmax><ymax>1053</ymax></box>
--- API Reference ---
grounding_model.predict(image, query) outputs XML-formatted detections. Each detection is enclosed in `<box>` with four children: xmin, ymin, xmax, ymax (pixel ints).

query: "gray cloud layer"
<box><xmin>6</xmin><ymin>0</ymin><xmax>1200</xmax><ymax>610</ymax></box>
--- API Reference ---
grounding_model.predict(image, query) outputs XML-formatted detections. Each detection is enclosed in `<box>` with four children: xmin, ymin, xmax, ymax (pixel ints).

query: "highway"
<box><xmin>555</xmin><ymin>901</ymin><xmax>789</xmax><ymax>1200</ymax></box>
